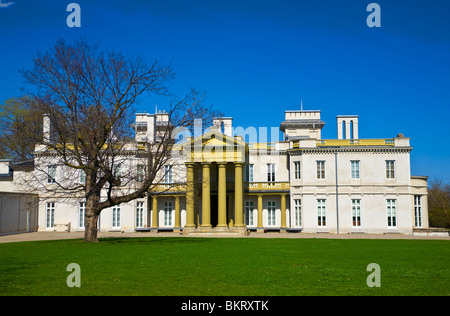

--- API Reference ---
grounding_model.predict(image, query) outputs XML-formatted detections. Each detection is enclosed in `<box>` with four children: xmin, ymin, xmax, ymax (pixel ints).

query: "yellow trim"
<box><xmin>185</xmin><ymin>163</ymin><xmax>195</xmax><ymax>227</ymax></box>
<box><xmin>217</xmin><ymin>163</ymin><xmax>227</xmax><ymax>227</ymax></box>
<box><xmin>152</xmin><ymin>196</ymin><xmax>158</xmax><ymax>228</ymax></box>
<box><xmin>318</xmin><ymin>139</ymin><xmax>394</xmax><ymax>147</ymax></box>
<box><xmin>291</xmin><ymin>138</ymin><xmax>395</xmax><ymax>148</ymax></box>
<box><xmin>151</xmin><ymin>183</ymin><xmax>186</xmax><ymax>193</ymax></box>
<box><xmin>257</xmin><ymin>195</ymin><xmax>263</xmax><ymax>228</ymax></box>
<box><xmin>248</xmin><ymin>143</ymin><xmax>275</xmax><ymax>150</ymax></box>
<box><xmin>247</xmin><ymin>182</ymin><xmax>290</xmax><ymax>191</ymax></box>
<box><xmin>174</xmin><ymin>196</ymin><xmax>180</xmax><ymax>228</ymax></box>
<box><xmin>280</xmin><ymin>194</ymin><xmax>287</xmax><ymax>228</ymax></box>
<box><xmin>234</xmin><ymin>163</ymin><xmax>244</xmax><ymax>227</ymax></box>
<box><xmin>201</xmin><ymin>163</ymin><xmax>211</xmax><ymax>227</ymax></box>
<box><xmin>150</xmin><ymin>181</ymin><xmax>290</xmax><ymax>194</ymax></box>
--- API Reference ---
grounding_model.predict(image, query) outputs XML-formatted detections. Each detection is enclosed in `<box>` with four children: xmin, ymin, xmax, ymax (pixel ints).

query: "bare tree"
<box><xmin>22</xmin><ymin>38</ymin><xmax>221</xmax><ymax>242</ymax></box>
<box><xmin>428</xmin><ymin>178</ymin><xmax>450</xmax><ymax>229</ymax></box>
<box><xmin>0</xmin><ymin>96</ymin><xmax>43</xmax><ymax>162</ymax></box>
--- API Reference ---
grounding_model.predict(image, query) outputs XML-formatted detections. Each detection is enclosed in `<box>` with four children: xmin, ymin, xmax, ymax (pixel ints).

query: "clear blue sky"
<box><xmin>0</xmin><ymin>0</ymin><xmax>449</xmax><ymax>181</ymax></box>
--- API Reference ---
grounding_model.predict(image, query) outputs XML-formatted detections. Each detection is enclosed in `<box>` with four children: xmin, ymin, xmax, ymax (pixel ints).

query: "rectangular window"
<box><xmin>113</xmin><ymin>164</ymin><xmax>121</xmax><ymax>179</ymax></box>
<box><xmin>46</xmin><ymin>202</ymin><xmax>55</xmax><ymax>228</ymax></box>
<box><xmin>294</xmin><ymin>199</ymin><xmax>302</xmax><ymax>227</ymax></box>
<box><xmin>164</xmin><ymin>201</ymin><xmax>172</xmax><ymax>226</ymax></box>
<box><xmin>112</xmin><ymin>205</ymin><xmax>121</xmax><ymax>228</ymax></box>
<box><xmin>317</xmin><ymin>199</ymin><xmax>326</xmax><ymax>227</ymax></box>
<box><xmin>267</xmin><ymin>164</ymin><xmax>276</xmax><ymax>182</ymax></box>
<box><xmin>352</xmin><ymin>199</ymin><xmax>361</xmax><ymax>227</ymax></box>
<box><xmin>386</xmin><ymin>160</ymin><xmax>395</xmax><ymax>179</ymax></box>
<box><xmin>414</xmin><ymin>195</ymin><xmax>422</xmax><ymax>228</ymax></box>
<box><xmin>246</xmin><ymin>164</ymin><xmax>254</xmax><ymax>182</ymax></box>
<box><xmin>79</xmin><ymin>170</ymin><xmax>86</xmax><ymax>184</ymax></box>
<box><xmin>47</xmin><ymin>165</ymin><xmax>56</xmax><ymax>183</ymax></box>
<box><xmin>164</xmin><ymin>165</ymin><xmax>173</xmax><ymax>184</ymax></box>
<box><xmin>317</xmin><ymin>161</ymin><xmax>325</xmax><ymax>179</ymax></box>
<box><xmin>294</xmin><ymin>161</ymin><xmax>301</xmax><ymax>180</ymax></box>
<box><xmin>137</xmin><ymin>164</ymin><xmax>144</xmax><ymax>182</ymax></box>
<box><xmin>351</xmin><ymin>161</ymin><xmax>360</xmax><ymax>180</ymax></box>
<box><xmin>267</xmin><ymin>201</ymin><xmax>276</xmax><ymax>226</ymax></box>
<box><xmin>387</xmin><ymin>199</ymin><xmax>397</xmax><ymax>227</ymax></box>
<box><xmin>245</xmin><ymin>201</ymin><xmax>254</xmax><ymax>226</ymax></box>
<box><xmin>136</xmin><ymin>201</ymin><xmax>144</xmax><ymax>228</ymax></box>
<box><xmin>79</xmin><ymin>201</ymin><xmax>86</xmax><ymax>229</ymax></box>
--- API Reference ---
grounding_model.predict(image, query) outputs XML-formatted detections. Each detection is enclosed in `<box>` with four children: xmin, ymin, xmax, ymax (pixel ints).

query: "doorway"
<box><xmin>210</xmin><ymin>195</ymin><xmax>218</xmax><ymax>227</ymax></box>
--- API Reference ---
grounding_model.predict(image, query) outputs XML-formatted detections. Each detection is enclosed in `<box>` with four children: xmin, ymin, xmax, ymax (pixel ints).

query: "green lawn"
<box><xmin>0</xmin><ymin>237</ymin><xmax>448</xmax><ymax>296</ymax></box>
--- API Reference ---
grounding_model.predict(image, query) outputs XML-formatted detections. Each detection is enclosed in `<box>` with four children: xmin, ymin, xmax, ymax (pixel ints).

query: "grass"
<box><xmin>0</xmin><ymin>237</ymin><xmax>448</xmax><ymax>296</ymax></box>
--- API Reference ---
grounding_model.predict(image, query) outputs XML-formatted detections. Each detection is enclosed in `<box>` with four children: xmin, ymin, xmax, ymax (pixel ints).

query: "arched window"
<box><xmin>350</xmin><ymin>120</ymin><xmax>354</xmax><ymax>139</ymax></box>
<box><xmin>342</xmin><ymin>120</ymin><xmax>346</xmax><ymax>139</ymax></box>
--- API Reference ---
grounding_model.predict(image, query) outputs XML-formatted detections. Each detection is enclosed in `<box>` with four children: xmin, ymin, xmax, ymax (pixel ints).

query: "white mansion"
<box><xmin>0</xmin><ymin>107</ymin><xmax>430</xmax><ymax>236</ymax></box>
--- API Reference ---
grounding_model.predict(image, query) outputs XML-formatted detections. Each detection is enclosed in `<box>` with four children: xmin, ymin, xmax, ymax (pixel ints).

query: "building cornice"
<box><xmin>288</xmin><ymin>147</ymin><xmax>412</xmax><ymax>155</ymax></box>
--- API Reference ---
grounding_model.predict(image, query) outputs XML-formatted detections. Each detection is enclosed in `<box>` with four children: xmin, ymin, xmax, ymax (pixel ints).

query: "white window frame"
<box><xmin>113</xmin><ymin>164</ymin><xmax>121</xmax><ymax>179</ymax></box>
<box><xmin>79</xmin><ymin>169</ymin><xmax>86</xmax><ymax>184</ymax></box>
<box><xmin>316</xmin><ymin>161</ymin><xmax>325</xmax><ymax>180</ymax></box>
<box><xmin>164</xmin><ymin>165</ymin><xmax>173</xmax><ymax>184</ymax></box>
<box><xmin>112</xmin><ymin>204</ymin><xmax>121</xmax><ymax>228</ymax></box>
<box><xmin>414</xmin><ymin>195</ymin><xmax>422</xmax><ymax>228</ymax></box>
<box><xmin>79</xmin><ymin>201</ymin><xmax>86</xmax><ymax>229</ymax></box>
<box><xmin>246</xmin><ymin>164</ymin><xmax>254</xmax><ymax>182</ymax></box>
<box><xmin>350</xmin><ymin>160</ymin><xmax>360</xmax><ymax>180</ymax></box>
<box><xmin>386</xmin><ymin>199</ymin><xmax>397</xmax><ymax>228</ymax></box>
<box><xmin>294</xmin><ymin>161</ymin><xmax>301</xmax><ymax>180</ymax></box>
<box><xmin>136</xmin><ymin>201</ymin><xmax>144</xmax><ymax>228</ymax></box>
<box><xmin>267</xmin><ymin>201</ymin><xmax>276</xmax><ymax>226</ymax></box>
<box><xmin>47</xmin><ymin>165</ymin><xmax>56</xmax><ymax>184</ymax></box>
<box><xmin>294</xmin><ymin>199</ymin><xmax>302</xmax><ymax>227</ymax></box>
<box><xmin>351</xmin><ymin>199</ymin><xmax>361</xmax><ymax>227</ymax></box>
<box><xmin>137</xmin><ymin>164</ymin><xmax>144</xmax><ymax>182</ymax></box>
<box><xmin>46</xmin><ymin>202</ymin><xmax>55</xmax><ymax>228</ymax></box>
<box><xmin>317</xmin><ymin>199</ymin><xmax>326</xmax><ymax>227</ymax></box>
<box><xmin>164</xmin><ymin>201</ymin><xmax>173</xmax><ymax>226</ymax></box>
<box><xmin>245</xmin><ymin>201</ymin><xmax>254</xmax><ymax>226</ymax></box>
<box><xmin>386</xmin><ymin>160</ymin><xmax>395</xmax><ymax>179</ymax></box>
<box><xmin>267</xmin><ymin>164</ymin><xmax>276</xmax><ymax>182</ymax></box>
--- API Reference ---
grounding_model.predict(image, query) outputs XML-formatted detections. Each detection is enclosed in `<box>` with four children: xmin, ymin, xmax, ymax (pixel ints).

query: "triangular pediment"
<box><xmin>186</xmin><ymin>130</ymin><xmax>246</xmax><ymax>148</ymax></box>
<box><xmin>180</xmin><ymin>130</ymin><xmax>247</xmax><ymax>163</ymax></box>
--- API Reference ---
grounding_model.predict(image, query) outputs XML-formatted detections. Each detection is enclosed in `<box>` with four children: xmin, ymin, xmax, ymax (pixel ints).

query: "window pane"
<box><xmin>47</xmin><ymin>165</ymin><xmax>56</xmax><ymax>183</ymax></box>
<box><xmin>137</xmin><ymin>165</ymin><xmax>144</xmax><ymax>182</ymax></box>
<box><xmin>267</xmin><ymin>164</ymin><xmax>275</xmax><ymax>182</ymax></box>
<box><xmin>317</xmin><ymin>199</ymin><xmax>326</xmax><ymax>226</ymax></box>
<box><xmin>294</xmin><ymin>161</ymin><xmax>301</xmax><ymax>180</ymax></box>
<box><xmin>351</xmin><ymin>161</ymin><xmax>360</xmax><ymax>179</ymax></box>
<box><xmin>386</xmin><ymin>161</ymin><xmax>395</xmax><ymax>179</ymax></box>
<box><xmin>79</xmin><ymin>201</ymin><xmax>86</xmax><ymax>228</ymax></box>
<box><xmin>294</xmin><ymin>199</ymin><xmax>301</xmax><ymax>227</ymax></box>
<box><xmin>317</xmin><ymin>161</ymin><xmax>325</xmax><ymax>179</ymax></box>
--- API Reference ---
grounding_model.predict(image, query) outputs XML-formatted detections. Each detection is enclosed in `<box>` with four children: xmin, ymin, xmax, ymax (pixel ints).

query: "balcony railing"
<box><xmin>151</xmin><ymin>183</ymin><xmax>187</xmax><ymax>193</ymax></box>
<box><xmin>248</xmin><ymin>143</ymin><xmax>275</xmax><ymax>150</ymax></box>
<box><xmin>246</xmin><ymin>181</ymin><xmax>290</xmax><ymax>191</ymax></box>
<box><xmin>150</xmin><ymin>181</ymin><xmax>290</xmax><ymax>193</ymax></box>
<box><xmin>316</xmin><ymin>139</ymin><xmax>395</xmax><ymax>147</ymax></box>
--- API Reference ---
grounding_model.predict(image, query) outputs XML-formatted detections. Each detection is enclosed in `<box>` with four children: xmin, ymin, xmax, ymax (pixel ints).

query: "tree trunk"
<box><xmin>84</xmin><ymin>210</ymin><xmax>99</xmax><ymax>242</ymax></box>
<box><xmin>84</xmin><ymin>191</ymin><xmax>101</xmax><ymax>242</ymax></box>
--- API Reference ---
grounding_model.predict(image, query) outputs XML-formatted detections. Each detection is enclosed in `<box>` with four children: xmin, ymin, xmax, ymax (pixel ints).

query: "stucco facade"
<box><xmin>0</xmin><ymin>108</ymin><xmax>430</xmax><ymax>235</ymax></box>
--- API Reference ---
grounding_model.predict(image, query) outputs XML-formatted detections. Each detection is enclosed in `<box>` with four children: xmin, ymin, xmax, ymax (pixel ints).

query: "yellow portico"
<box><xmin>183</xmin><ymin>129</ymin><xmax>248</xmax><ymax>235</ymax></box>
<box><xmin>149</xmin><ymin>117</ymin><xmax>291</xmax><ymax>235</ymax></box>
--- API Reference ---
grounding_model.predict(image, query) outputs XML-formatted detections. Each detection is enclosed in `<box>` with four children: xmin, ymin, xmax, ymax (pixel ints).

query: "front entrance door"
<box><xmin>210</xmin><ymin>195</ymin><xmax>218</xmax><ymax>227</ymax></box>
